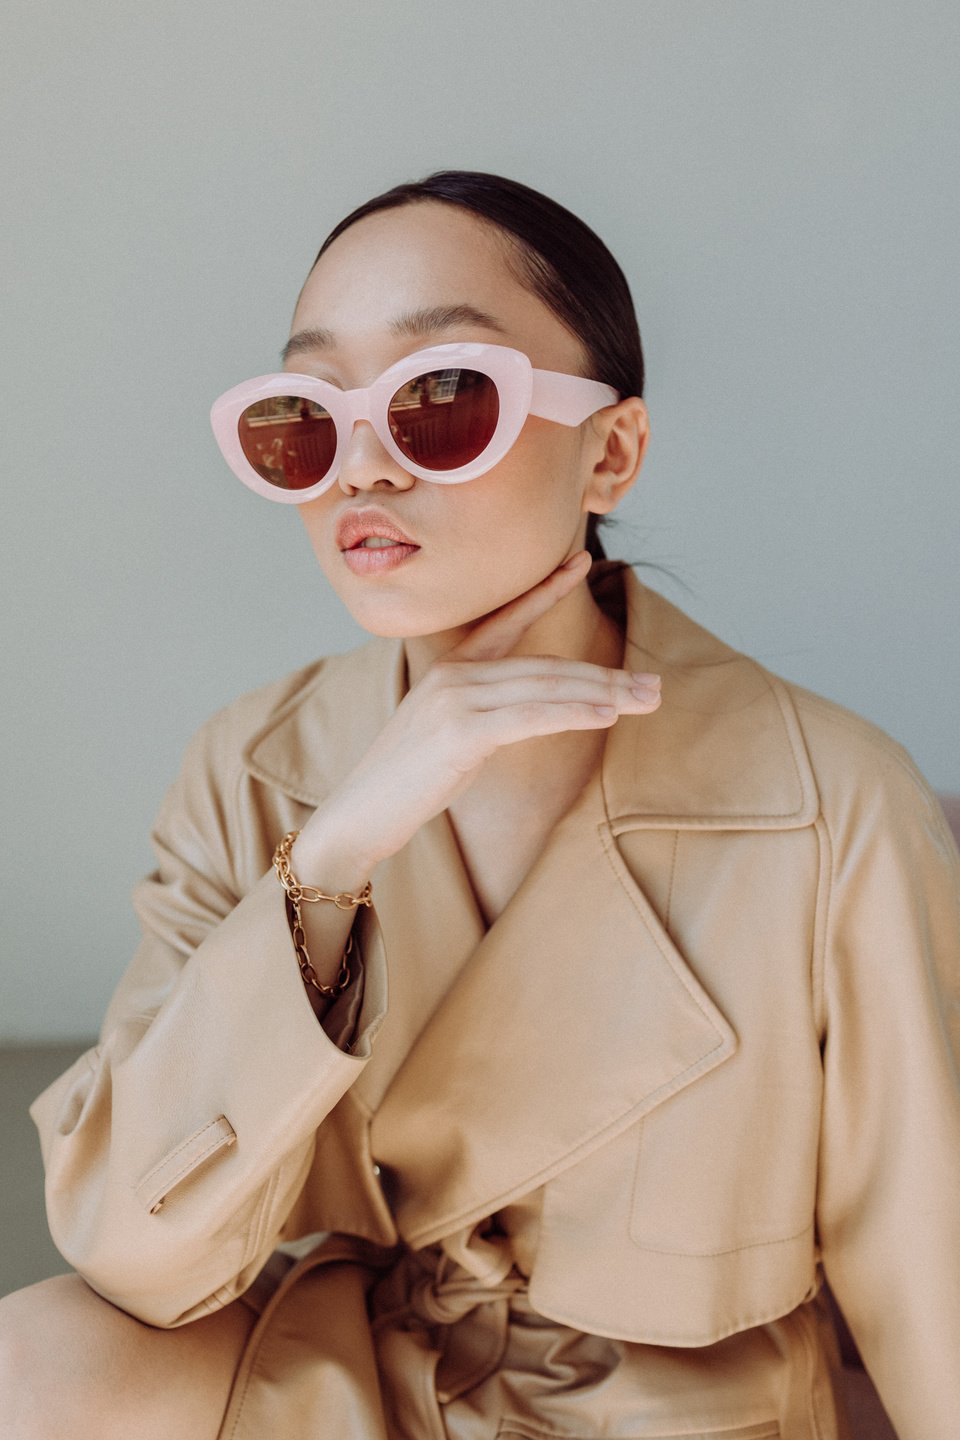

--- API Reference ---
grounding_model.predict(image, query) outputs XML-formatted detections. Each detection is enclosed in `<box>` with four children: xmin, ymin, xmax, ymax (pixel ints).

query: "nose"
<box><xmin>336</xmin><ymin>418</ymin><xmax>415</xmax><ymax>495</ymax></box>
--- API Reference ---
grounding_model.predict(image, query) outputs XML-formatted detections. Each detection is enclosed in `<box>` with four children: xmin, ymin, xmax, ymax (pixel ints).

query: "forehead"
<box><xmin>288</xmin><ymin>202</ymin><xmax>581</xmax><ymax>373</ymax></box>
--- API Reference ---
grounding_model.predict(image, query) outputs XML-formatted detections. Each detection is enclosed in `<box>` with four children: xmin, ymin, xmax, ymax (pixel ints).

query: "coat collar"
<box><xmin>241</xmin><ymin>561</ymin><xmax>819</xmax><ymax>832</ymax></box>
<box><xmin>241</xmin><ymin>563</ymin><xmax>820</xmax><ymax>1247</ymax></box>
<box><xmin>597</xmin><ymin>562</ymin><xmax>819</xmax><ymax>830</ymax></box>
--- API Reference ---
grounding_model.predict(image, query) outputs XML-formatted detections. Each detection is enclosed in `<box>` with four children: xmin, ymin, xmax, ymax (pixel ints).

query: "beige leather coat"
<box><xmin>30</xmin><ymin>562</ymin><xmax>960</xmax><ymax>1440</ymax></box>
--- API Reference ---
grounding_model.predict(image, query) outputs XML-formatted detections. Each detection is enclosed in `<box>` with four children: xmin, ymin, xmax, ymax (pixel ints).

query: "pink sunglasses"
<box><xmin>209</xmin><ymin>341</ymin><xmax>620</xmax><ymax>503</ymax></box>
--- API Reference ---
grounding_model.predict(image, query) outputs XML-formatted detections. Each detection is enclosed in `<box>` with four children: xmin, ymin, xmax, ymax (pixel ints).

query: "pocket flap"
<box><xmin>136</xmin><ymin>1114</ymin><xmax>237</xmax><ymax>1214</ymax></box>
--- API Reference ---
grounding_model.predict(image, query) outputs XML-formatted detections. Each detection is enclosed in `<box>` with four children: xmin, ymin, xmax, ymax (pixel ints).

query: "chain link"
<box><xmin>272</xmin><ymin>829</ymin><xmax>373</xmax><ymax>998</ymax></box>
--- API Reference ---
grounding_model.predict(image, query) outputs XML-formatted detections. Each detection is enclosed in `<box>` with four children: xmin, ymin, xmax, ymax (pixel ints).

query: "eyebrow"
<box><xmin>279</xmin><ymin>303</ymin><xmax>509</xmax><ymax>365</ymax></box>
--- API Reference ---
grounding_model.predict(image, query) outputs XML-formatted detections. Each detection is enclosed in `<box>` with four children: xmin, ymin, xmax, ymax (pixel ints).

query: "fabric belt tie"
<box><xmin>371</xmin><ymin>1243</ymin><xmax>528</xmax><ymax>1405</ymax></box>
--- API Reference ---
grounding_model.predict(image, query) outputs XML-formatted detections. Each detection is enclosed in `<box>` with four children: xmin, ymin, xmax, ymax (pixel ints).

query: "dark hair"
<box><xmin>310</xmin><ymin>170</ymin><xmax>644</xmax><ymax>564</ymax></box>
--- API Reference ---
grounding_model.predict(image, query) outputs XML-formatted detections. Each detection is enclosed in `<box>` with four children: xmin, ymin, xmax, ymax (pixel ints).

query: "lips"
<box><xmin>335</xmin><ymin>507</ymin><xmax>418</xmax><ymax>551</ymax></box>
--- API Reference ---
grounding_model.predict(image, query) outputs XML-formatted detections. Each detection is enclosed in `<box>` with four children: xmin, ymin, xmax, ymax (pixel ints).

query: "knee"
<box><xmin>0</xmin><ymin>1279</ymin><xmax>54</xmax><ymax>1435</ymax></box>
<box><xmin>0</xmin><ymin>1274</ymin><xmax>115</xmax><ymax>1437</ymax></box>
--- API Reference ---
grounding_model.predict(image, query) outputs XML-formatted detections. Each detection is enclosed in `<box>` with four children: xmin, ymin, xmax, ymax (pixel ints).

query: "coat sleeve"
<box><xmin>28</xmin><ymin>706</ymin><xmax>389</xmax><ymax>1329</ymax></box>
<box><xmin>814</xmin><ymin>727</ymin><xmax>960</xmax><ymax>1438</ymax></box>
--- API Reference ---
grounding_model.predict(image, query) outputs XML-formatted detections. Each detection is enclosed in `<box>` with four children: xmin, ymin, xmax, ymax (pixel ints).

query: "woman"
<box><xmin>2</xmin><ymin>170</ymin><xmax>958</xmax><ymax>1439</ymax></box>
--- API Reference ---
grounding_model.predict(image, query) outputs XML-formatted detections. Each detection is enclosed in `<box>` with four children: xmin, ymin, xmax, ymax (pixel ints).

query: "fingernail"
<box><xmin>560</xmin><ymin>551</ymin><xmax>590</xmax><ymax>570</ymax></box>
<box><xmin>631</xmin><ymin>671</ymin><xmax>661</xmax><ymax>686</ymax></box>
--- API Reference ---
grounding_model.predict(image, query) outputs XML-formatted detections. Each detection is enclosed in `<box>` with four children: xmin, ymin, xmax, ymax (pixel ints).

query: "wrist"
<box><xmin>290</xmin><ymin>810</ymin><xmax>379</xmax><ymax>894</ymax></box>
<box><xmin>273</xmin><ymin>828</ymin><xmax>366</xmax><ymax>1005</ymax></box>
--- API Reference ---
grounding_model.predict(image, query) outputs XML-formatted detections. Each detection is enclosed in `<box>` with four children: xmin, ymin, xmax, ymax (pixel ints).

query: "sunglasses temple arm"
<box><xmin>529</xmin><ymin>370</ymin><xmax>621</xmax><ymax>425</ymax></box>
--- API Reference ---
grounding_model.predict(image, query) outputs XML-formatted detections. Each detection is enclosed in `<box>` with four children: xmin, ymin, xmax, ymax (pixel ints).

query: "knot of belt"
<box><xmin>412</xmin><ymin>1250</ymin><xmax>526</xmax><ymax>1327</ymax></box>
<box><xmin>372</xmin><ymin>1243</ymin><xmax>528</xmax><ymax>1404</ymax></box>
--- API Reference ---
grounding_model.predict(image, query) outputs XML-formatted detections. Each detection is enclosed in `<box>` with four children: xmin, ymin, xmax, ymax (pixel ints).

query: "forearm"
<box><xmin>29</xmin><ymin>867</ymin><xmax>385</xmax><ymax>1325</ymax></box>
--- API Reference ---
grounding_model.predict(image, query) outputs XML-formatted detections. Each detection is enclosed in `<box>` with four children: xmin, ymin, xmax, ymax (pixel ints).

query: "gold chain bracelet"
<box><xmin>272</xmin><ymin>829</ymin><xmax>373</xmax><ymax>997</ymax></box>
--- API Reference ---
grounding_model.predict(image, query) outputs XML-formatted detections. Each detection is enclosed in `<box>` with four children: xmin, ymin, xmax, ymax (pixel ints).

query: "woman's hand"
<box><xmin>297</xmin><ymin>550</ymin><xmax>661</xmax><ymax>875</ymax></box>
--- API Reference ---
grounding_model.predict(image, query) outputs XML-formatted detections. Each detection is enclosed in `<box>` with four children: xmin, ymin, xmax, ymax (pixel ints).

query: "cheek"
<box><xmin>474</xmin><ymin>432</ymin><xmax>586</xmax><ymax>537</ymax></box>
<box><xmin>296</xmin><ymin>497</ymin><xmax>338</xmax><ymax>560</ymax></box>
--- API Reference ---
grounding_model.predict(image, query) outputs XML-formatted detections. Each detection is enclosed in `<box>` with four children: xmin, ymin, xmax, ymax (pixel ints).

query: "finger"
<box><xmin>472</xmin><ymin>694</ymin><xmax>656</xmax><ymax>748</ymax></box>
<box><xmin>451</xmin><ymin>550</ymin><xmax>592</xmax><ymax>663</ymax></box>
<box><xmin>458</xmin><ymin>671</ymin><xmax>662</xmax><ymax>712</ymax></box>
<box><xmin>454</xmin><ymin>551</ymin><xmax>590</xmax><ymax>663</ymax></box>
<box><xmin>448</xmin><ymin>654</ymin><xmax>661</xmax><ymax>690</ymax></box>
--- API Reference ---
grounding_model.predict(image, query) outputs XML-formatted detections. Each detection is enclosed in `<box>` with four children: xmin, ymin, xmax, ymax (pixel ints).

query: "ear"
<box><xmin>581</xmin><ymin>397</ymin><xmax>649</xmax><ymax>517</ymax></box>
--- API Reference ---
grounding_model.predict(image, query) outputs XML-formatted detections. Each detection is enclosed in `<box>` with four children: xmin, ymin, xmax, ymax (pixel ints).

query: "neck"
<box><xmin>403</xmin><ymin>570</ymin><xmax>624</xmax><ymax>690</ymax></box>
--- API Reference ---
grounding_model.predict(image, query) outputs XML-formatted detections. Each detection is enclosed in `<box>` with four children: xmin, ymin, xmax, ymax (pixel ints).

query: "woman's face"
<box><xmin>285</xmin><ymin>201</ymin><xmax>643</xmax><ymax>638</ymax></box>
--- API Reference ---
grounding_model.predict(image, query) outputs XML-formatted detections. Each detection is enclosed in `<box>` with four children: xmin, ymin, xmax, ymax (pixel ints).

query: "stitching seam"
<box><xmin>137</xmin><ymin>1117</ymin><xmax>236</xmax><ymax>1211</ymax></box>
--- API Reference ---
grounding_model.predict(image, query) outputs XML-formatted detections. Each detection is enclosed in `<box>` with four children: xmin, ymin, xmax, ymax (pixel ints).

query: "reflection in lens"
<box><xmin>238</xmin><ymin>395</ymin><xmax>336</xmax><ymax>490</ymax></box>
<box><xmin>387</xmin><ymin>369</ymin><xmax>499</xmax><ymax>471</ymax></box>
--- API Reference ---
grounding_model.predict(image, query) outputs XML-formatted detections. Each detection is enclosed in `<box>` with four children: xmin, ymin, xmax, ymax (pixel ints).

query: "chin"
<box><xmin>323</xmin><ymin>581</ymin><xmax>450</xmax><ymax>639</ymax></box>
<box><xmin>349</xmin><ymin>603</ymin><xmax>476</xmax><ymax>640</ymax></box>
<box><xmin>337</xmin><ymin>586</ymin><xmax>505</xmax><ymax>642</ymax></box>
<box><xmin>350</xmin><ymin>613</ymin><xmax>435</xmax><ymax>639</ymax></box>
<box><xmin>317</xmin><ymin>548</ymin><xmax>536</xmax><ymax>638</ymax></box>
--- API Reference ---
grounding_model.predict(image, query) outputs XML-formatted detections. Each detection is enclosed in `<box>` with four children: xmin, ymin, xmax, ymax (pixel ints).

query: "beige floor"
<box><xmin>2</xmin><ymin>1043</ymin><xmax>897</xmax><ymax>1437</ymax></box>
<box><xmin>1</xmin><ymin>1042</ymin><xmax>90</xmax><ymax>1297</ymax></box>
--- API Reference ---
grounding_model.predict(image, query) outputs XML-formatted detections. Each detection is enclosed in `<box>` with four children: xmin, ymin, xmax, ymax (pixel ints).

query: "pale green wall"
<box><xmin>3</xmin><ymin>1</ymin><xmax>958</xmax><ymax>1039</ymax></box>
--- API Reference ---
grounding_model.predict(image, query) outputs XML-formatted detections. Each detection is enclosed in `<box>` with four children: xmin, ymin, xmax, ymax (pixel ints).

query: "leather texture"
<box><xmin>29</xmin><ymin>562</ymin><xmax>960</xmax><ymax>1439</ymax></box>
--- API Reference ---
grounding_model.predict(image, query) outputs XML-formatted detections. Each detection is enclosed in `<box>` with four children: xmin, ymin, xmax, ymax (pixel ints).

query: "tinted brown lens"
<box><xmin>238</xmin><ymin>395</ymin><xmax>336</xmax><ymax>491</ymax></box>
<box><xmin>387</xmin><ymin>368</ymin><xmax>499</xmax><ymax>470</ymax></box>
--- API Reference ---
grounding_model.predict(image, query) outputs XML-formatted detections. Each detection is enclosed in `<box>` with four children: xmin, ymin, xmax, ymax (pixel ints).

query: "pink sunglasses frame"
<box><xmin>209</xmin><ymin>341</ymin><xmax>621</xmax><ymax>503</ymax></box>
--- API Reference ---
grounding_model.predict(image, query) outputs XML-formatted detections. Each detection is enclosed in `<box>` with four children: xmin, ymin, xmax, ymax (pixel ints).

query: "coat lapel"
<box><xmin>348</xmin><ymin>802</ymin><xmax>487</xmax><ymax>1118</ymax></box>
<box><xmin>367</xmin><ymin>760</ymin><xmax>739</xmax><ymax>1249</ymax></box>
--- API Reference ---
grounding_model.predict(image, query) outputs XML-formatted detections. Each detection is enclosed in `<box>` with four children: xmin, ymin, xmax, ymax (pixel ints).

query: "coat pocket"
<box><xmin>135</xmin><ymin>1114</ymin><xmax>237</xmax><ymax>1214</ymax></box>
<box><xmin>629</xmin><ymin>1094</ymin><xmax>817</xmax><ymax>1256</ymax></box>
<box><xmin>530</xmin><ymin>1121</ymin><xmax>817</xmax><ymax>1345</ymax></box>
